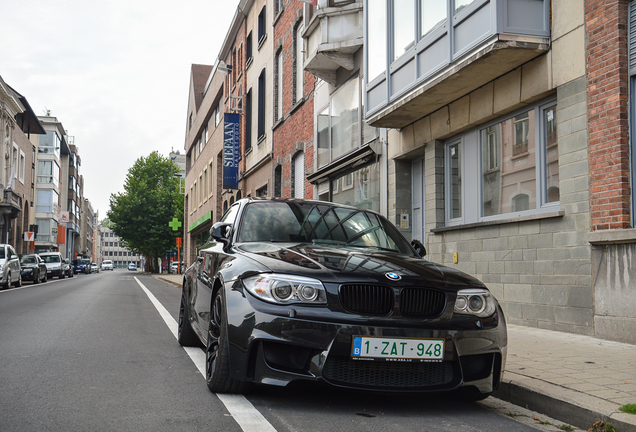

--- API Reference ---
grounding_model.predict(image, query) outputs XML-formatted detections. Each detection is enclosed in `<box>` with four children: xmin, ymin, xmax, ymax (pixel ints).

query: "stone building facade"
<box><xmin>362</xmin><ymin>0</ymin><xmax>635</xmax><ymax>344</ymax></box>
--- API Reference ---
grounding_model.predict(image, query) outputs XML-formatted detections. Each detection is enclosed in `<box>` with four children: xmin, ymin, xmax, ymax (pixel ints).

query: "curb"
<box><xmin>155</xmin><ymin>275</ymin><xmax>182</xmax><ymax>289</ymax></box>
<box><xmin>493</xmin><ymin>375</ymin><xmax>636</xmax><ymax>432</ymax></box>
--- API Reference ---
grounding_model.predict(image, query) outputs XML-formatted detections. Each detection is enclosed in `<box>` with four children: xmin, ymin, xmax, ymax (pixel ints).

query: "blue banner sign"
<box><xmin>223</xmin><ymin>112</ymin><xmax>240</xmax><ymax>189</ymax></box>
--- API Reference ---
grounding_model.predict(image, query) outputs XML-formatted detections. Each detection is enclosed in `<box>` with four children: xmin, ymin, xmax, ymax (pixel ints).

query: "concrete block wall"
<box><xmin>417</xmin><ymin>73</ymin><xmax>594</xmax><ymax>335</ymax></box>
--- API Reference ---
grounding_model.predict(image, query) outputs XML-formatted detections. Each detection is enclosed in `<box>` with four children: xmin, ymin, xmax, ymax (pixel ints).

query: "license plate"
<box><xmin>351</xmin><ymin>336</ymin><xmax>444</xmax><ymax>361</ymax></box>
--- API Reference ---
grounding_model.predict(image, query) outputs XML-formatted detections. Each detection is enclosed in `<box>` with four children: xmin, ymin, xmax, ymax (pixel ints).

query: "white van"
<box><xmin>102</xmin><ymin>260</ymin><xmax>113</xmax><ymax>271</ymax></box>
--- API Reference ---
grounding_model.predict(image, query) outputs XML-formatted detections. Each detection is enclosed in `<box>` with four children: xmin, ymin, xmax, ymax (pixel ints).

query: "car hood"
<box><xmin>21</xmin><ymin>263</ymin><xmax>39</xmax><ymax>268</ymax></box>
<box><xmin>235</xmin><ymin>242</ymin><xmax>484</xmax><ymax>289</ymax></box>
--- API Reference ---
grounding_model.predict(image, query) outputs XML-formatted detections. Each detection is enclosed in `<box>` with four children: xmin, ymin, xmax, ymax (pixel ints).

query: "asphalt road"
<box><xmin>0</xmin><ymin>271</ymin><xmax>581</xmax><ymax>432</ymax></box>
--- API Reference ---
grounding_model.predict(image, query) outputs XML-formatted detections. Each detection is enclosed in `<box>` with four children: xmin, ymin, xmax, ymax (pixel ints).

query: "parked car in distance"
<box><xmin>19</xmin><ymin>254</ymin><xmax>47</xmax><ymax>284</ymax></box>
<box><xmin>171</xmin><ymin>261</ymin><xmax>184</xmax><ymax>274</ymax></box>
<box><xmin>102</xmin><ymin>260</ymin><xmax>113</xmax><ymax>271</ymax></box>
<box><xmin>128</xmin><ymin>262</ymin><xmax>137</xmax><ymax>271</ymax></box>
<box><xmin>179</xmin><ymin>198</ymin><xmax>507</xmax><ymax>401</ymax></box>
<box><xmin>72</xmin><ymin>258</ymin><xmax>92</xmax><ymax>274</ymax></box>
<box><xmin>91</xmin><ymin>262</ymin><xmax>99</xmax><ymax>273</ymax></box>
<box><xmin>0</xmin><ymin>244</ymin><xmax>21</xmax><ymax>288</ymax></box>
<box><xmin>62</xmin><ymin>258</ymin><xmax>74</xmax><ymax>278</ymax></box>
<box><xmin>38</xmin><ymin>252</ymin><xmax>66</xmax><ymax>279</ymax></box>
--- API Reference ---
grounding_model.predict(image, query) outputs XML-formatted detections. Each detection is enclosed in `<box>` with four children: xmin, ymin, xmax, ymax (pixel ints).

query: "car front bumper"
<box><xmin>21</xmin><ymin>269</ymin><xmax>37</xmax><ymax>281</ymax></box>
<box><xmin>222</xmin><ymin>283</ymin><xmax>507</xmax><ymax>394</ymax></box>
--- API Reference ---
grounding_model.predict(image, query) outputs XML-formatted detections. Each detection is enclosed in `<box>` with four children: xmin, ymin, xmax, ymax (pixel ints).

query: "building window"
<box><xmin>317</xmin><ymin>76</ymin><xmax>361</xmax><ymax>168</ymax></box>
<box><xmin>274</xmin><ymin>166</ymin><xmax>282</xmax><ymax>197</ymax></box>
<box><xmin>246</xmin><ymin>32</ymin><xmax>253</xmax><ymax>66</ymax></box>
<box><xmin>421</xmin><ymin>0</ymin><xmax>446</xmax><ymax>39</ymax></box>
<box><xmin>447</xmin><ymin>142</ymin><xmax>461</xmax><ymax>220</ymax></box>
<box><xmin>256</xmin><ymin>185</ymin><xmax>268</xmax><ymax>197</ymax></box>
<box><xmin>36</xmin><ymin>190</ymin><xmax>59</xmax><ymax>214</ymax></box>
<box><xmin>445</xmin><ymin>100</ymin><xmax>558</xmax><ymax>224</ymax></box>
<box><xmin>293</xmin><ymin>152</ymin><xmax>305</xmax><ymax>198</ymax></box>
<box><xmin>38</xmin><ymin>131</ymin><xmax>61</xmax><ymax>156</ymax></box>
<box><xmin>215</xmin><ymin>104</ymin><xmax>221</xmax><ymax>127</ymax></box>
<box><xmin>258</xmin><ymin>6</ymin><xmax>267</xmax><ymax>48</ymax></box>
<box><xmin>245</xmin><ymin>89</ymin><xmax>252</xmax><ymax>151</ymax></box>
<box><xmin>19</xmin><ymin>150</ymin><xmax>25</xmax><ymax>183</ymax></box>
<box><xmin>393</xmin><ymin>0</ymin><xmax>415</xmax><ymax>61</ymax></box>
<box><xmin>275</xmin><ymin>0</ymin><xmax>283</xmax><ymax>16</ymax></box>
<box><xmin>543</xmin><ymin>105</ymin><xmax>559</xmax><ymax>204</ymax></box>
<box><xmin>37</xmin><ymin>160</ymin><xmax>60</xmax><ymax>186</ymax></box>
<box><xmin>329</xmin><ymin>163</ymin><xmax>381</xmax><ymax>212</ymax></box>
<box><xmin>258</xmin><ymin>69</ymin><xmax>266</xmax><ymax>140</ymax></box>
<box><xmin>293</xmin><ymin>23</ymin><xmax>304</xmax><ymax>104</ymax></box>
<box><xmin>275</xmin><ymin>49</ymin><xmax>283</xmax><ymax>121</ymax></box>
<box><xmin>35</xmin><ymin>219</ymin><xmax>52</xmax><ymax>242</ymax></box>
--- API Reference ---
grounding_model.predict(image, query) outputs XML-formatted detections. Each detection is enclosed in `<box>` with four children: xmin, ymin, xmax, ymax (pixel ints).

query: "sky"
<box><xmin>0</xmin><ymin>0</ymin><xmax>236</xmax><ymax>219</ymax></box>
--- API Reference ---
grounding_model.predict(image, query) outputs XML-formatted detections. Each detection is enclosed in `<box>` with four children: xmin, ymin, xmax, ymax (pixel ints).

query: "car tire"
<box><xmin>42</xmin><ymin>273</ymin><xmax>47</xmax><ymax>283</ymax></box>
<box><xmin>33</xmin><ymin>270</ymin><xmax>40</xmax><ymax>284</ymax></box>
<box><xmin>205</xmin><ymin>289</ymin><xmax>251</xmax><ymax>394</ymax></box>
<box><xmin>4</xmin><ymin>272</ymin><xmax>11</xmax><ymax>289</ymax></box>
<box><xmin>60</xmin><ymin>272</ymin><xmax>65</xmax><ymax>279</ymax></box>
<box><xmin>14</xmin><ymin>274</ymin><xmax>22</xmax><ymax>288</ymax></box>
<box><xmin>177</xmin><ymin>287</ymin><xmax>201</xmax><ymax>347</ymax></box>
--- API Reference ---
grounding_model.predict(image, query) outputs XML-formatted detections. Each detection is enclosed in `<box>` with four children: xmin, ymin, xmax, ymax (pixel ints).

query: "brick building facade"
<box><xmin>272</xmin><ymin>0</ymin><xmax>315</xmax><ymax>198</ymax></box>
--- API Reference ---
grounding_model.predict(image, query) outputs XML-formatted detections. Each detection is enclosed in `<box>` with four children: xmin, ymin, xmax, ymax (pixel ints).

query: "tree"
<box><xmin>107</xmin><ymin>151</ymin><xmax>183</xmax><ymax>273</ymax></box>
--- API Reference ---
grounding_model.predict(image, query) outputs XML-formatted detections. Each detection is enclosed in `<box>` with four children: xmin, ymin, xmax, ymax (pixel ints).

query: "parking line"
<box><xmin>134</xmin><ymin>277</ymin><xmax>276</xmax><ymax>432</ymax></box>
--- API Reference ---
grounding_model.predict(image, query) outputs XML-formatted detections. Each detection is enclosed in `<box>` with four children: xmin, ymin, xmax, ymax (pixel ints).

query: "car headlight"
<box><xmin>454</xmin><ymin>289</ymin><xmax>497</xmax><ymax>318</ymax></box>
<box><xmin>243</xmin><ymin>274</ymin><xmax>327</xmax><ymax>305</ymax></box>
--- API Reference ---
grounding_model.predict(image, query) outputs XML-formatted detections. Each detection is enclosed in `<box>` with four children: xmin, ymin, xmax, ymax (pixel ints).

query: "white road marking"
<box><xmin>134</xmin><ymin>277</ymin><xmax>277</xmax><ymax>432</ymax></box>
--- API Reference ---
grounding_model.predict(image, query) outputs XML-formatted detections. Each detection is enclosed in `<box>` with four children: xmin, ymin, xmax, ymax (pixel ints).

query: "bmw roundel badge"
<box><xmin>385</xmin><ymin>272</ymin><xmax>402</xmax><ymax>281</ymax></box>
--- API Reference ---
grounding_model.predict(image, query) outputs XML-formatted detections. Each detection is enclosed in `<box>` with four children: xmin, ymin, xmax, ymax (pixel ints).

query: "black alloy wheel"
<box><xmin>205</xmin><ymin>289</ymin><xmax>251</xmax><ymax>394</ymax></box>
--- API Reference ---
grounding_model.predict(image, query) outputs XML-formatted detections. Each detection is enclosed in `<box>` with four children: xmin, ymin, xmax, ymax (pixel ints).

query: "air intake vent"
<box><xmin>400</xmin><ymin>288</ymin><xmax>446</xmax><ymax>318</ymax></box>
<box><xmin>339</xmin><ymin>284</ymin><xmax>393</xmax><ymax>315</ymax></box>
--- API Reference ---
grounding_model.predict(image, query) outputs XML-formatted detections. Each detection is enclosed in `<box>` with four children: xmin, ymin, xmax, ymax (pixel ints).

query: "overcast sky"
<box><xmin>0</xmin><ymin>0</ymin><xmax>236</xmax><ymax>219</ymax></box>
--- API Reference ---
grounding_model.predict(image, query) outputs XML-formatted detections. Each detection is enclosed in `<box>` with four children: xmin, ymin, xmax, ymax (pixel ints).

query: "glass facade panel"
<box><xmin>367</xmin><ymin>0</ymin><xmax>387</xmax><ymax>80</ymax></box>
<box><xmin>421</xmin><ymin>0</ymin><xmax>447</xmax><ymax>38</ymax></box>
<box><xmin>36</xmin><ymin>189</ymin><xmax>59</xmax><ymax>213</ymax></box>
<box><xmin>317</xmin><ymin>107</ymin><xmax>330</xmax><ymax>168</ymax></box>
<box><xmin>330</xmin><ymin>78</ymin><xmax>359</xmax><ymax>161</ymax></box>
<box><xmin>393</xmin><ymin>0</ymin><xmax>415</xmax><ymax>61</ymax></box>
<box><xmin>454</xmin><ymin>0</ymin><xmax>476</xmax><ymax>14</ymax></box>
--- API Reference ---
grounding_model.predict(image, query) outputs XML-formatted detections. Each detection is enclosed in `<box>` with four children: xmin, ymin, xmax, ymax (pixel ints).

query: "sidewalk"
<box><xmin>495</xmin><ymin>324</ymin><xmax>636</xmax><ymax>432</ymax></box>
<box><xmin>153</xmin><ymin>274</ymin><xmax>635</xmax><ymax>431</ymax></box>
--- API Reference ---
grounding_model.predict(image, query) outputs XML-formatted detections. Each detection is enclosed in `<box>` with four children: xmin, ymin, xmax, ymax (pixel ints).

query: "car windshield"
<box><xmin>237</xmin><ymin>201</ymin><xmax>414</xmax><ymax>254</ymax></box>
<box><xmin>20</xmin><ymin>255</ymin><xmax>36</xmax><ymax>264</ymax></box>
<box><xmin>41</xmin><ymin>255</ymin><xmax>60</xmax><ymax>263</ymax></box>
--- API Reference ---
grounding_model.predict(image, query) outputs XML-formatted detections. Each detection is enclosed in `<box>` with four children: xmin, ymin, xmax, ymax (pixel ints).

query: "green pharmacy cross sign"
<box><xmin>169</xmin><ymin>218</ymin><xmax>182</xmax><ymax>231</ymax></box>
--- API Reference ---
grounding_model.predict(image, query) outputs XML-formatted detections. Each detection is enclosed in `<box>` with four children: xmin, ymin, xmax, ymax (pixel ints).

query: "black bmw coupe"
<box><xmin>179</xmin><ymin>198</ymin><xmax>507</xmax><ymax>401</ymax></box>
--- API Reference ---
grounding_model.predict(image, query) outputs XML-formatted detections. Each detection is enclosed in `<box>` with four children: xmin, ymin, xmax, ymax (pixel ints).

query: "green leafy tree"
<box><xmin>107</xmin><ymin>151</ymin><xmax>184</xmax><ymax>273</ymax></box>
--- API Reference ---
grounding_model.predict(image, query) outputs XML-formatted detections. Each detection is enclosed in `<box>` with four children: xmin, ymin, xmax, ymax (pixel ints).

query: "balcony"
<box><xmin>365</xmin><ymin>0</ymin><xmax>550</xmax><ymax>129</ymax></box>
<box><xmin>303</xmin><ymin>1</ymin><xmax>363</xmax><ymax>85</ymax></box>
<box><xmin>0</xmin><ymin>188</ymin><xmax>22</xmax><ymax>219</ymax></box>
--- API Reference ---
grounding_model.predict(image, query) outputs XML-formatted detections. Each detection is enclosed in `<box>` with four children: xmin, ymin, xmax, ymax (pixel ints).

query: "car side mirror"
<box><xmin>411</xmin><ymin>239</ymin><xmax>426</xmax><ymax>258</ymax></box>
<box><xmin>211</xmin><ymin>222</ymin><xmax>233</xmax><ymax>243</ymax></box>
